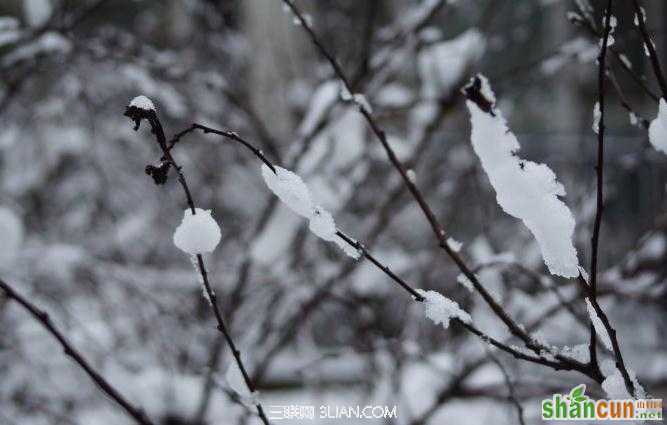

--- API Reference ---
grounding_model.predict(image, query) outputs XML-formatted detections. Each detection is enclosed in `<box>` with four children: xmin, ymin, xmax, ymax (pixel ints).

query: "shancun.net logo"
<box><xmin>542</xmin><ymin>384</ymin><xmax>663</xmax><ymax>421</ymax></box>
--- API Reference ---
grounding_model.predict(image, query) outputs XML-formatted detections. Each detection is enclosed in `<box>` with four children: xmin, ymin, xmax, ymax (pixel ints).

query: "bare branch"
<box><xmin>631</xmin><ymin>0</ymin><xmax>667</xmax><ymax>98</ymax></box>
<box><xmin>487</xmin><ymin>351</ymin><xmax>526</xmax><ymax>425</ymax></box>
<box><xmin>282</xmin><ymin>0</ymin><xmax>547</xmax><ymax>358</ymax></box>
<box><xmin>124</xmin><ymin>105</ymin><xmax>272</xmax><ymax>425</ymax></box>
<box><xmin>0</xmin><ymin>279</ymin><xmax>155</xmax><ymax>425</ymax></box>
<box><xmin>588</xmin><ymin>1</ymin><xmax>637</xmax><ymax>398</ymax></box>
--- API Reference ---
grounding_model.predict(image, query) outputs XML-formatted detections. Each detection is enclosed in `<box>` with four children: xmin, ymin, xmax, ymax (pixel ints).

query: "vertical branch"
<box><xmin>590</xmin><ymin>0</ymin><xmax>613</xmax><ymax>301</ymax></box>
<box><xmin>124</xmin><ymin>106</ymin><xmax>271</xmax><ymax>425</ymax></box>
<box><xmin>588</xmin><ymin>2</ymin><xmax>637</xmax><ymax>398</ymax></box>
<box><xmin>487</xmin><ymin>351</ymin><xmax>526</xmax><ymax>425</ymax></box>
<box><xmin>588</xmin><ymin>324</ymin><xmax>601</xmax><ymax>379</ymax></box>
<box><xmin>0</xmin><ymin>280</ymin><xmax>155</xmax><ymax>425</ymax></box>
<box><xmin>631</xmin><ymin>0</ymin><xmax>667</xmax><ymax>98</ymax></box>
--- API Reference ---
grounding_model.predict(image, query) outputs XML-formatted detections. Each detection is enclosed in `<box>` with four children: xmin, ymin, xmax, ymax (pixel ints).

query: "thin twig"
<box><xmin>581</xmin><ymin>275</ymin><xmax>637</xmax><ymax>397</ymax></box>
<box><xmin>631</xmin><ymin>0</ymin><xmax>667</xmax><ymax>98</ymax></box>
<box><xmin>163</xmin><ymin>120</ymin><xmax>595</xmax><ymax>381</ymax></box>
<box><xmin>249</xmin><ymin>99</ymin><xmax>454</xmax><ymax>386</ymax></box>
<box><xmin>588</xmin><ymin>0</ymin><xmax>614</xmax><ymax>381</ymax></box>
<box><xmin>280</xmin><ymin>0</ymin><xmax>547</xmax><ymax>358</ymax></box>
<box><xmin>607</xmin><ymin>70</ymin><xmax>650</xmax><ymax>129</ymax></box>
<box><xmin>588</xmin><ymin>1</ymin><xmax>636</xmax><ymax>398</ymax></box>
<box><xmin>571</xmin><ymin>2</ymin><xmax>659</xmax><ymax>102</ymax></box>
<box><xmin>124</xmin><ymin>106</ymin><xmax>271</xmax><ymax>425</ymax></box>
<box><xmin>0</xmin><ymin>279</ymin><xmax>155</xmax><ymax>425</ymax></box>
<box><xmin>487</xmin><ymin>351</ymin><xmax>526</xmax><ymax>425</ymax></box>
<box><xmin>166</xmin><ymin>122</ymin><xmax>426</xmax><ymax>301</ymax></box>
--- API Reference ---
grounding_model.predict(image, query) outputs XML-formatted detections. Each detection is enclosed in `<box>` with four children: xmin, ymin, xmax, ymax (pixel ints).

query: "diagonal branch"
<box><xmin>487</xmin><ymin>350</ymin><xmax>526</xmax><ymax>425</ymax></box>
<box><xmin>280</xmin><ymin>0</ymin><xmax>546</xmax><ymax>357</ymax></box>
<box><xmin>165</xmin><ymin>122</ymin><xmax>426</xmax><ymax>301</ymax></box>
<box><xmin>159</xmin><ymin>120</ymin><xmax>597</xmax><ymax>381</ymax></box>
<box><xmin>0</xmin><ymin>279</ymin><xmax>155</xmax><ymax>425</ymax></box>
<box><xmin>571</xmin><ymin>3</ymin><xmax>659</xmax><ymax>103</ymax></box>
<box><xmin>631</xmin><ymin>0</ymin><xmax>667</xmax><ymax>98</ymax></box>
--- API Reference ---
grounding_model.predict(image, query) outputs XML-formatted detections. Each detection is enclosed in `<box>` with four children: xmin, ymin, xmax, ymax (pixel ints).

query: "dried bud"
<box><xmin>145</xmin><ymin>161</ymin><xmax>171</xmax><ymax>185</ymax></box>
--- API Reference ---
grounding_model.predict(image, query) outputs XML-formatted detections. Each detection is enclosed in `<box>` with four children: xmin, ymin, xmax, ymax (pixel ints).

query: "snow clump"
<box><xmin>464</xmin><ymin>75</ymin><xmax>580</xmax><ymax>278</ymax></box>
<box><xmin>417</xmin><ymin>289</ymin><xmax>472</xmax><ymax>329</ymax></box>
<box><xmin>173</xmin><ymin>208</ymin><xmax>221</xmax><ymax>254</ymax></box>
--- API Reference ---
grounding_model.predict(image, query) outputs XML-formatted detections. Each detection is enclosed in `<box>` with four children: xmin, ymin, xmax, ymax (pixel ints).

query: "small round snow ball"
<box><xmin>173</xmin><ymin>208</ymin><xmax>221</xmax><ymax>254</ymax></box>
<box><xmin>129</xmin><ymin>95</ymin><xmax>155</xmax><ymax>111</ymax></box>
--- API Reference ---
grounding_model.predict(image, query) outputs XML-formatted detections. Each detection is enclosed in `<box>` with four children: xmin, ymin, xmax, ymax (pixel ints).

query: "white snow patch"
<box><xmin>261</xmin><ymin>164</ymin><xmax>313</xmax><ymax>218</ymax></box>
<box><xmin>376</xmin><ymin>83</ymin><xmax>413</xmax><ymax>107</ymax></box>
<box><xmin>260</xmin><ymin>164</ymin><xmax>361</xmax><ymax>259</ymax></box>
<box><xmin>601</xmin><ymin>361</ymin><xmax>645</xmax><ymax>399</ymax></box>
<box><xmin>0</xmin><ymin>17</ymin><xmax>20</xmax><ymax>47</ymax></box>
<box><xmin>0</xmin><ymin>17</ymin><xmax>19</xmax><ymax>32</ymax></box>
<box><xmin>619</xmin><ymin>54</ymin><xmax>632</xmax><ymax>69</ymax></box>
<box><xmin>309</xmin><ymin>206</ymin><xmax>336</xmax><ymax>242</ymax></box>
<box><xmin>541</xmin><ymin>37</ymin><xmax>597</xmax><ymax>76</ymax></box>
<box><xmin>340</xmin><ymin>85</ymin><xmax>373</xmax><ymax>113</ymax></box>
<box><xmin>592</xmin><ymin>101</ymin><xmax>601</xmax><ymax>134</ymax></box>
<box><xmin>446</xmin><ymin>237</ymin><xmax>463</xmax><ymax>252</ymax></box>
<box><xmin>578</xmin><ymin>266</ymin><xmax>589</xmax><ymax>284</ymax></box>
<box><xmin>333</xmin><ymin>235</ymin><xmax>362</xmax><ymax>260</ymax></box>
<box><xmin>418</xmin><ymin>289</ymin><xmax>471</xmax><ymax>328</ymax></box>
<box><xmin>173</xmin><ymin>208</ymin><xmax>222</xmax><ymax>255</ymax></box>
<box><xmin>633</xmin><ymin>7</ymin><xmax>646</xmax><ymax>27</ymax></box>
<box><xmin>465</xmin><ymin>75</ymin><xmax>580</xmax><ymax>278</ymax></box>
<box><xmin>2</xmin><ymin>32</ymin><xmax>70</xmax><ymax>66</ymax></box>
<box><xmin>456</xmin><ymin>273</ymin><xmax>474</xmax><ymax>292</ymax></box>
<box><xmin>298</xmin><ymin>81</ymin><xmax>338</xmax><ymax>136</ymax></box>
<box><xmin>24</xmin><ymin>0</ymin><xmax>52</xmax><ymax>27</ymax></box>
<box><xmin>129</xmin><ymin>95</ymin><xmax>156</xmax><ymax>112</ymax></box>
<box><xmin>648</xmin><ymin>98</ymin><xmax>667</xmax><ymax>155</ymax></box>
<box><xmin>189</xmin><ymin>255</ymin><xmax>212</xmax><ymax>306</ymax></box>
<box><xmin>584</xmin><ymin>298</ymin><xmax>613</xmax><ymax>351</ymax></box>
<box><xmin>644</xmin><ymin>41</ymin><xmax>654</xmax><ymax>57</ymax></box>
<box><xmin>629</xmin><ymin>112</ymin><xmax>639</xmax><ymax>126</ymax></box>
<box><xmin>560</xmin><ymin>343</ymin><xmax>589</xmax><ymax>363</ymax></box>
<box><xmin>418</xmin><ymin>29</ymin><xmax>486</xmax><ymax>98</ymax></box>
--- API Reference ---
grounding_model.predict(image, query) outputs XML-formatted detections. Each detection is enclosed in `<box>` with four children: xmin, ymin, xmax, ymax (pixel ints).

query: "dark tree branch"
<box><xmin>588</xmin><ymin>0</ymin><xmax>614</xmax><ymax>376</ymax></box>
<box><xmin>0</xmin><ymin>279</ymin><xmax>155</xmax><ymax>425</ymax></box>
<box><xmin>631</xmin><ymin>0</ymin><xmax>667</xmax><ymax>98</ymax></box>
<box><xmin>166</xmin><ymin>122</ymin><xmax>425</xmax><ymax>301</ymax></box>
<box><xmin>571</xmin><ymin>3</ymin><xmax>659</xmax><ymax>102</ymax></box>
<box><xmin>487</xmin><ymin>351</ymin><xmax>526</xmax><ymax>425</ymax></box>
<box><xmin>463</xmin><ymin>76</ymin><xmax>610</xmax><ymax>383</ymax></box>
<box><xmin>588</xmin><ymin>1</ymin><xmax>637</xmax><ymax>398</ymax></box>
<box><xmin>281</xmin><ymin>0</ymin><xmax>548</xmax><ymax>359</ymax></box>
<box><xmin>160</xmin><ymin>119</ymin><xmax>597</xmax><ymax>383</ymax></box>
<box><xmin>580</xmin><ymin>275</ymin><xmax>637</xmax><ymax>397</ymax></box>
<box><xmin>607</xmin><ymin>69</ymin><xmax>650</xmax><ymax>129</ymax></box>
<box><xmin>166</xmin><ymin>124</ymin><xmax>276</xmax><ymax>173</ymax></box>
<box><xmin>124</xmin><ymin>105</ymin><xmax>271</xmax><ymax>425</ymax></box>
<box><xmin>248</xmin><ymin>99</ymin><xmax>454</xmax><ymax>388</ymax></box>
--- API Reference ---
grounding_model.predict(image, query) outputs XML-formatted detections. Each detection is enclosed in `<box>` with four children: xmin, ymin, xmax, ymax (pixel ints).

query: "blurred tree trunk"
<box><xmin>166</xmin><ymin>0</ymin><xmax>193</xmax><ymax>46</ymax></box>
<box><xmin>242</xmin><ymin>0</ymin><xmax>307</xmax><ymax>142</ymax></box>
<box><xmin>544</xmin><ymin>0</ymin><xmax>586</xmax><ymax>158</ymax></box>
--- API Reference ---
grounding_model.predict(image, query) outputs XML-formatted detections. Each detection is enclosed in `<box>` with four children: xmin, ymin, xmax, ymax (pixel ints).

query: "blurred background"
<box><xmin>0</xmin><ymin>0</ymin><xmax>666</xmax><ymax>424</ymax></box>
